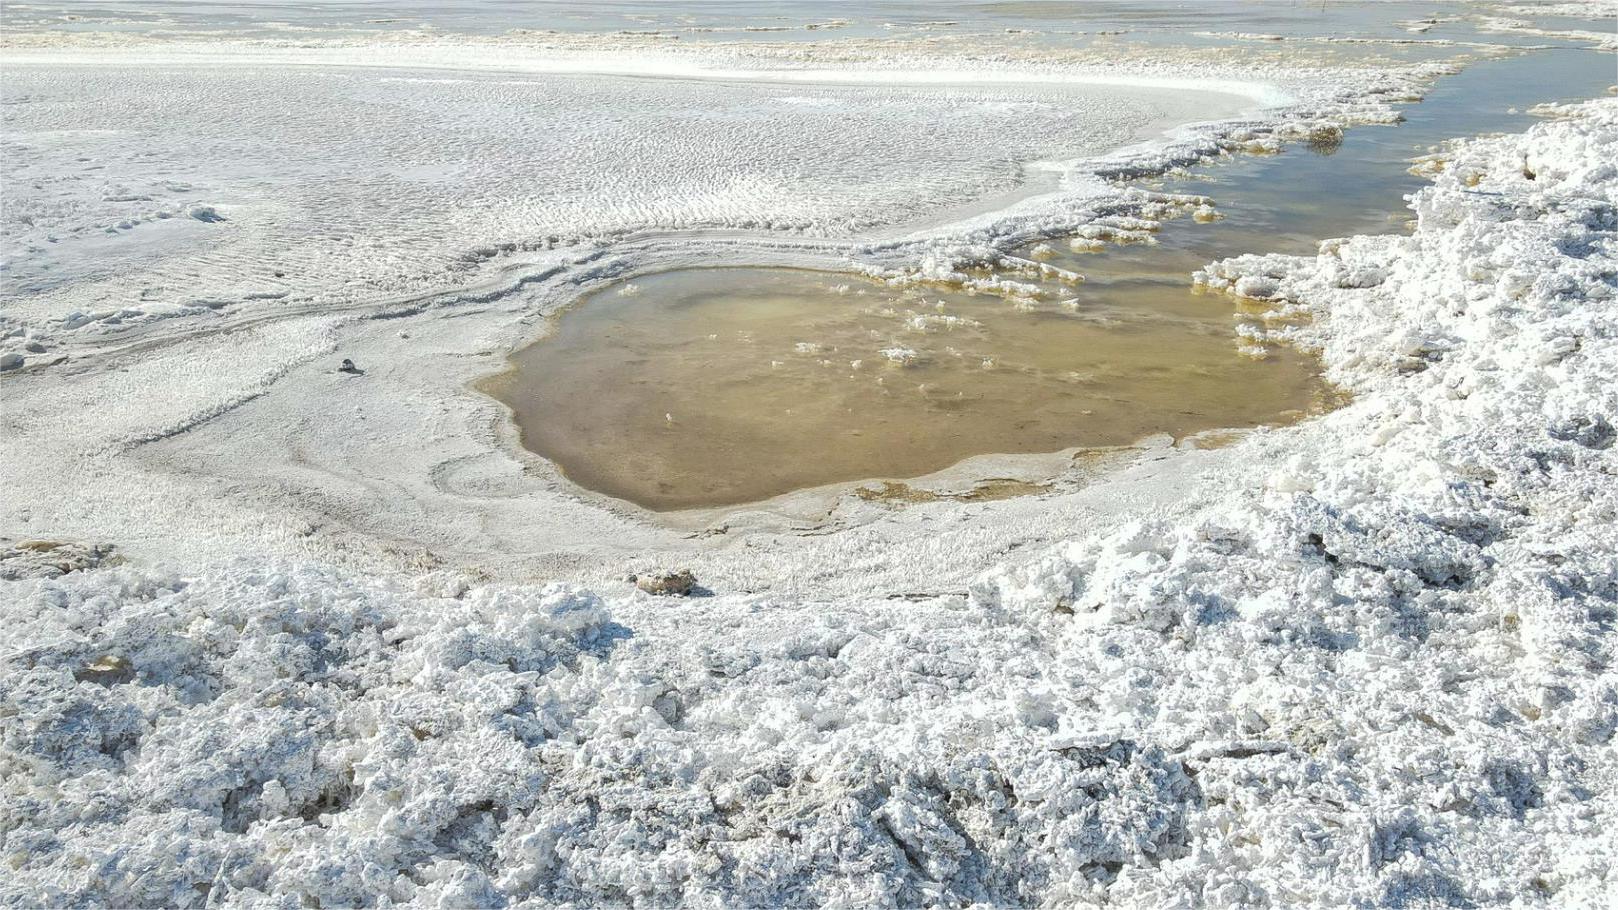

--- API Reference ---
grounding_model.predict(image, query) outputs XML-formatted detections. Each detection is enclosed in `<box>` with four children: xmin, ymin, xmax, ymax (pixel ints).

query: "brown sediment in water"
<box><xmin>484</xmin><ymin>266</ymin><xmax>1335</xmax><ymax>511</ymax></box>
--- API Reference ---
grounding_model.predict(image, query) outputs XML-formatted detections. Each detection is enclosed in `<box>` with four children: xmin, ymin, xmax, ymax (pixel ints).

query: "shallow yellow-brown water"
<box><xmin>486</xmin><ymin>267</ymin><xmax>1333</xmax><ymax>510</ymax></box>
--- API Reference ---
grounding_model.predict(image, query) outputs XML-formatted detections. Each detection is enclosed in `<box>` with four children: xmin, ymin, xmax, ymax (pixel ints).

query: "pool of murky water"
<box><xmin>486</xmin><ymin>267</ymin><xmax>1331</xmax><ymax>510</ymax></box>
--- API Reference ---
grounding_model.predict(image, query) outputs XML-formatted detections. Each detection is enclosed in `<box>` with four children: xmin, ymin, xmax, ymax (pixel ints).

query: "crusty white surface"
<box><xmin>2</xmin><ymin>12</ymin><xmax>1616</xmax><ymax>909</ymax></box>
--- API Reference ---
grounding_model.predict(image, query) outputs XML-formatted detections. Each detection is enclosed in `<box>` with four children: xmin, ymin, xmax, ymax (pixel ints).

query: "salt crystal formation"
<box><xmin>4</xmin><ymin>98</ymin><xmax>1616</xmax><ymax>908</ymax></box>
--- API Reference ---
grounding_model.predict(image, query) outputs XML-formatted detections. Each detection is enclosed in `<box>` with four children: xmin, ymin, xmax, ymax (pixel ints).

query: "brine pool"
<box><xmin>487</xmin><ymin>46</ymin><xmax>1617</xmax><ymax>512</ymax></box>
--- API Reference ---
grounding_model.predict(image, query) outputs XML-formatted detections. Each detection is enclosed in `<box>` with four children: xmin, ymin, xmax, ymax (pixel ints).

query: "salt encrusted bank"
<box><xmin>4</xmin><ymin>95</ymin><xmax>1616</xmax><ymax>908</ymax></box>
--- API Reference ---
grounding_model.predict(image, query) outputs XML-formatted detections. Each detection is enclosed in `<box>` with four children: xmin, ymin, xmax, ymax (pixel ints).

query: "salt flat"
<box><xmin>2</xmin><ymin>2</ymin><xmax>1616</xmax><ymax>907</ymax></box>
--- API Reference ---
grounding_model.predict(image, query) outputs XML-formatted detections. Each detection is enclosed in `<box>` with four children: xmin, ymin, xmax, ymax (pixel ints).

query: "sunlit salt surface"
<box><xmin>489</xmin><ymin>268</ymin><xmax>1332</xmax><ymax>510</ymax></box>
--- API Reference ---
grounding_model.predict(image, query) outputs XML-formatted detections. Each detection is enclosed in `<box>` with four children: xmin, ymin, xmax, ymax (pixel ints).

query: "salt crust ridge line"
<box><xmin>4</xmin><ymin>98</ymin><xmax>1615</xmax><ymax>907</ymax></box>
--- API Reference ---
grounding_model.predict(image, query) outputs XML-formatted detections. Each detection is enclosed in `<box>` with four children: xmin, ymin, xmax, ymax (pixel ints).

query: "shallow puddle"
<box><xmin>488</xmin><ymin>267</ymin><xmax>1331</xmax><ymax>510</ymax></box>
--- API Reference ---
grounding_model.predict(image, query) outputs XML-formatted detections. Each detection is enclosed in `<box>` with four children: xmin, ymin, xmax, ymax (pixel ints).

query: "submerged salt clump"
<box><xmin>903</xmin><ymin>311</ymin><xmax>979</xmax><ymax>332</ymax></box>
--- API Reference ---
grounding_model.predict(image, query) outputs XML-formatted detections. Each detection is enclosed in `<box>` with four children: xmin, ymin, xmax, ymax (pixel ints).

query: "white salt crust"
<box><xmin>3</xmin><ymin>67</ymin><xmax>1616</xmax><ymax>907</ymax></box>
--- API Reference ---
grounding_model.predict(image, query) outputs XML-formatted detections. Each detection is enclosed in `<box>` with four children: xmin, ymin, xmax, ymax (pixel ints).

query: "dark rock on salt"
<box><xmin>631</xmin><ymin>570</ymin><xmax>697</xmax><ymax>596</ymax></box>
